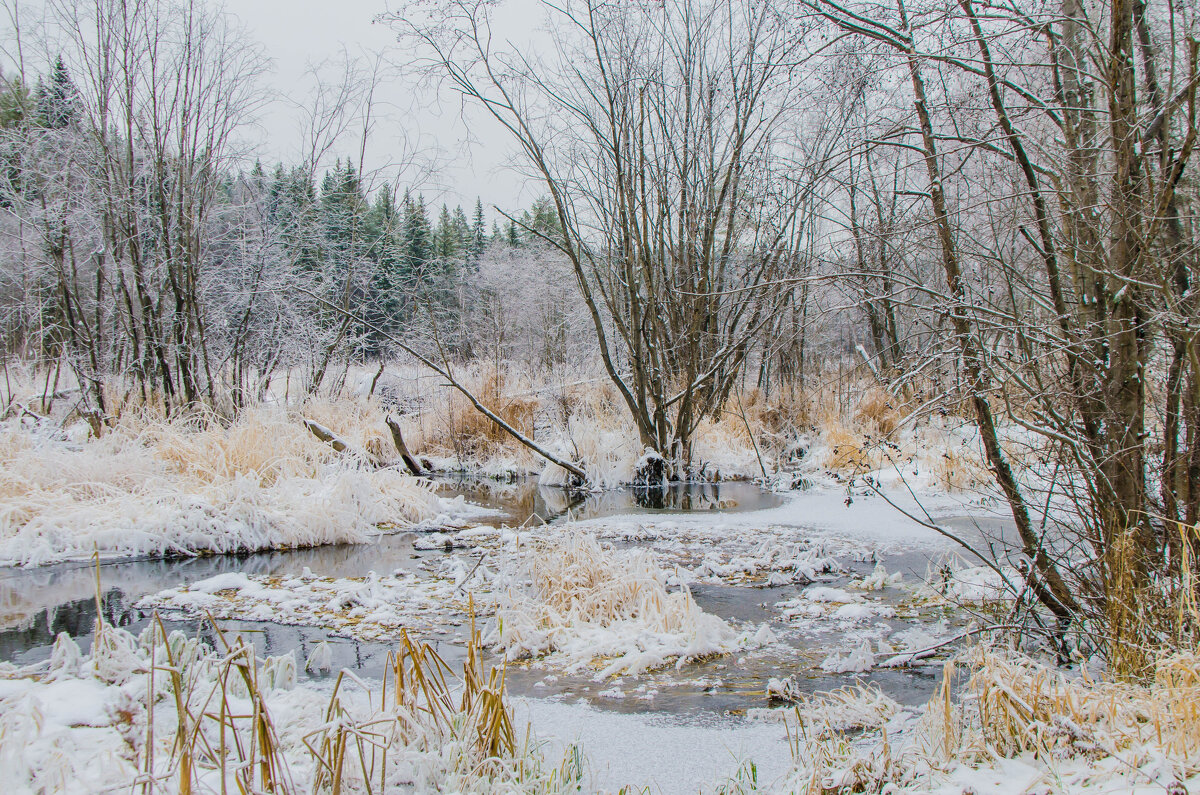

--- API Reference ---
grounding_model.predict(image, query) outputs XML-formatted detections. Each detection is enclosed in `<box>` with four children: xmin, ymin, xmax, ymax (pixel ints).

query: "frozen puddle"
<box><xmin>515</xmin><ymin>697</ymin><xmax>794</xmax><ymax>794</ymax></box>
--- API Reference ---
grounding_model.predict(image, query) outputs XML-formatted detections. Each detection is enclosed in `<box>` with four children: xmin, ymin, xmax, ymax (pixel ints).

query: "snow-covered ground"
<box><xmin>0</xmin><ymin>407</ymin><xmax>460</xmax><ymax>566</ymax></box>
<box><xmin>5</xmin><ymin>387</ymin><xmax>1161</xmax><ymax>794</ymax></box>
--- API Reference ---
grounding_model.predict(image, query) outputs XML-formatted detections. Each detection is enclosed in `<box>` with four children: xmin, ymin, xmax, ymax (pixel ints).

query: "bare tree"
<box><xmin>811</xmin><ymin>0</ymin><xmax>1200</xmax><ymax>667</ymax></box>
<box><xmin>395</xmin><ymin>0</ymin><xmax>842</xmax><ymax>477</ymax></box>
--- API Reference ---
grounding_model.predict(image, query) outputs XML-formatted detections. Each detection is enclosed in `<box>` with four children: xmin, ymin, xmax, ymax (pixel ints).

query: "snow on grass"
<box><xmin>452</xmin><ymin>513</ymin><xmax>852</xmax><ymax>589</ymax></box>
<box><xmin>0</xmin><ymin>407</ymin><xmax>441</xmax><ymax>566</ymax></box>
<box><xmin>820</xmin><ymin>640</ymin><xmax>878</xmax><ymax>673</ymax></box>
<box><xmin>767</xmin><ymin>648</ymin><xmax>1200</xmax><ymax>795</ymax></box>
<box><xmin>488</xmin><ymin>533</ymin><xmax>772</xmax><ymax>678</ymax></box>
<box><xmin>141</xmin><ymin>530</ymin><xmax>772</xmax><ymax>680</ymax></box>
<box><xmin>0</xmin><ymin>621</ymin><xmax>584</xmax><ymax>794</ymax></box>
<box><xmin>756</xmin><ymin>681</ymin><xmax>902</xmax><ymax>736</ymax></box>
<box><xmin>139</xmin><ymin>567</ymin><xmax>481</xmax><ymax>641</ymax></box>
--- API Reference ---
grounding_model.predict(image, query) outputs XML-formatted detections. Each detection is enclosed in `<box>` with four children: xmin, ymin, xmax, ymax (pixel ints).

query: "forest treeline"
<box><xmin>0</xmin><ymin>40</ymin><xmax>565</xmax><ymax>412</ymax></box>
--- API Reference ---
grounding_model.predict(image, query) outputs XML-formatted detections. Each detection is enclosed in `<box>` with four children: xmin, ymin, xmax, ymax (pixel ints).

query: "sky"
<box><xmin>231</xmin><ymin>0</ymin><xmax>533</xmax><ymax>214</ymax></box>
<box><xmin>0</xmin><ymin>0</ymin><xmax>550</xmax><ymax>215</ymax></box>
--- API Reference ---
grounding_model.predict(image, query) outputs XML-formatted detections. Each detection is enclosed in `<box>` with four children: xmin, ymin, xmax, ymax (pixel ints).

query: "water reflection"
<box><xmin>0</xmin><ymin>477</ymin><xmax>955</xmax><ymax>721</ymax></box>
<box><xmin>439</xmin><ymin>477</ymin><xmax>781</xmax><ymax>525</ymax></box>
<box><xmin>0</xmin><ymin>478</ymin><xmax>780</xmax><ymax>651</ymax></box>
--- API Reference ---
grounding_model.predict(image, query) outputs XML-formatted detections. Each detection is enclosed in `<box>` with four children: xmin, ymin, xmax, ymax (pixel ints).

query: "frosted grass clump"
<box><xmin>0</xmin><ymin>621</ymin><xmax>586</xmax><ymax>794</ymax></box>
<box><xmin>0</xmin><ymin>408</ymin><xmax>439</xmax><ymax>566</ymax></box>
<box><xmin>488</xmin><ymin>533</ymin><xmax>770</xmax><ymax>678</ymax></box>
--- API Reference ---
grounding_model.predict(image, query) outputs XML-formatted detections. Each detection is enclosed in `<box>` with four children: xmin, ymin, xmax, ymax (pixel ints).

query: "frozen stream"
<box><xmin>0</xmin><ymin>479</ymin><xmax>780</xmax><ymax>664</ymax></box>
<box><xmin>0</xmin><ymin>478</ymin><xmax>994</xmax><ymax>792</ymax></box>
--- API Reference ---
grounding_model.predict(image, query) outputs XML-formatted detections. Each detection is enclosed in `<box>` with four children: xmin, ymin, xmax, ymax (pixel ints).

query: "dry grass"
<box><xmin>153</xmin><ymin>612</ymin><xmax>578</xmax><ymax>793</ymax></box>
<box><xmin>777</xmin><ymin>683</ymin><xmax>910</xmax><ymax>794</ymax></box>
<box><xmin>923</xmin><ymin>647</ymin><xmax>1200</xmax><ymax>772</ymax></box>
<box><xmin>490</xmin><ymin>533</ymin><xmax>741</xmax><ymax>676</ymax></box>
<box><xmin>926</xmin><ymin>444</ymin><xmax>991</xmax><ymax>492</ymax></box>
<box><xmin>780</xmin><ymin>646</ymin><xmax>1200</xmax><ymax>794</ymax></box>
<box><xmin>0</xmin><ymin>405</ymin><xmax>437</xmax><ymax>565</ymax></box>
<box><xmin>819</xmin><ymin>421</ymin><xmax>884</xmax><ymax>477</ymax></box>
<box><xmin>0</xmin><ymin>594</ymin><xmax>585</xmax><ymax>794</ymax></box>
<box><xmin>397</xmin><ymin>365</ymin><xmax>541</xmax><ymax>473</ymax></box>
<box><xmin>851</xmin><ymin>386</ymin><xmax>902</xmax><ymax>437</ymax></box>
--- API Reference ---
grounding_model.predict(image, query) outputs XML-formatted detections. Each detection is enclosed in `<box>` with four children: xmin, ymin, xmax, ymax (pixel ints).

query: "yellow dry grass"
<box><xmin>924</xmin><ymin>648</ymin><xmax>1200</xmax><ymax>771</ymax></box>
<box><xmin>820</xmin><ymin>421</ymin><xmax>883</xmax><ymax>476</ymax></box>
<box><xmin>0</xmin><ymin>402</ymin><xmax>437</xmax><ymax>564</ymax></box>
<box><xmin>407</xmin><ymin>366</ymin><xmax>539</xmax><ymax>466</ymax></box>
<box><xmin>523</xmin><ymin>534</ymin><xmax>685</xmax><ymax>626</ymax></box>
<box><xmin>786</xmin><ymin>646</ymin><xmax>1200</xmax><ymax>794</ymax></box>
<box><xmin>926</xmin><ymin>445</ymin><xmax>990</xmax><ymax>492</ymax></box>
<box><xmin>852</xmin><ymin>386</ymin><xmax>902</xmax><ymax>437</ymax></box>
<box><xmin>141</xmin><ymin>608</ymin><xmax>571</xmax><ymax>793</ymax></box>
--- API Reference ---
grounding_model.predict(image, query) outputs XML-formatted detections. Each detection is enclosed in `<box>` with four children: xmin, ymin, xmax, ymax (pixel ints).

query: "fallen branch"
<box><xmin>879</xmin><ymin>624</ymin><xmax>1023</xmax><ymax>667</ymax></box>
<box><xmin>386</xmin><ymin>414</ymin><xmax>427</xmax><ymax>476</ymax></box>
<box><xmin>295</xmin><ymin>287</ymin><xmax>588</xmax><ymax>482</ymax></box>
<box><xmin>302</xmin><ymin>417</ymin><xmax>352</xmax><ymax>454</ymax></box>
<box><xmin>303</xmin><ymin>417</ymin><xmax>385</xmax><ymax>468</ymax></box>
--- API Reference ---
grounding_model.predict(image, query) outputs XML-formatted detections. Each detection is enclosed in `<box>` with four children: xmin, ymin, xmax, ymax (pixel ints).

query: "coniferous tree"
<box><xmin>470</xmin><ymin>198</ymin><xmax>487</xmax><ymax>265</ymax></box>
<box><xmin>0</xmin><ymin>76</ymin><xmax>29</xmax><ymax>129</ymax></box>
<box><xmin>35</xmin><ymin>56</ymin><xmax>77</xmax><ymax>129</ymax></box>
<box><xmin>528</xmin><ymin>196</ymin><xmax>562</xmax><ymax>243</ymax></box>
<box><xmin>320</xmin><ymin>159</ymin><xmax>367</xmax><ymax>268</ymax></box>
<box><xmin>452</xmin><ymin>205</ymin><xmax>471</xmax><ymax>252</ymax></box>
<box><xmin>0</xmin><ymin>76</ymin><xmax>30</xmax><ymax>207</ymax></box>
<box><xmin>270</xmin><ymin>165</ymin><xmax>321</xmax><ymax>273</ymax></box>
<box><xmin>401</xmin><ymin>192</ymin><xmax>432</xmax><ymax>275</ymax></box>
<box><xmin>363</xmin><ymin>188</ymin><xmax>406</xmax><ymax>344</ymax></box>
<box><xmin>434</xmin><ymin>203</ymin><xmax>457</xmax><ymax>260</ymax></box>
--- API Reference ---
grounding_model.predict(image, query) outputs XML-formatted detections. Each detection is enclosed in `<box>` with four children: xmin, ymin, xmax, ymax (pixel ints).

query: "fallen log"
<box><xmin>385</xmin><ymin>414</ymin><xmax>427</xmax><ymax>476</ymax></box>
<box><xmin>295</xmin><ymin>287</ymin><xmax>589</xmax><ymax>483</ymax></box>
<box><xmin>302</xmin><ymin>417</ymin><xmax>353</xmax><ymax>454</ymax></box>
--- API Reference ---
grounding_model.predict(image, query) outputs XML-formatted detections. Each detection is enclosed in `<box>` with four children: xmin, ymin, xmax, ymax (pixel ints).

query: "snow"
<box><xmin>0</xmin><ymin>411</ymin><xmax>445</xmax><ymax>567</ymax></box>
<box><xmin>820</xmin><ymin>640</ymin><xmax>877</xmax><ymax>673</ymax></box>
<box><xmin>515</xmin><ymin>697</ymin><xmax>794</xmax><ymax>794</ymax></box>
<box><xmin>805</xmin><ymin>586</ymin><xmax>863</xmax><ymax>603</ymax></box>
<box><xmin>1</xmin><ymin>390</ymin><xmax>1099</xmax><ymax>794</ymax></box>
<box><xmin>191</xmin><ymin>571</ymin><xmax>256</xmax><ymax>593</ymax></box>
<box><xmin>141</xmin><ymin>567</ymin><xmax>477</xmax><ymax>641</ymax></box>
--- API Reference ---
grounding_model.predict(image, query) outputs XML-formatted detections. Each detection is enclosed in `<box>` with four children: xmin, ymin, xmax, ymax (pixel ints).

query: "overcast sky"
<box><xmin>233</xmin><ymin>0</ymin><xmax>532</xmax><ymax>214</ymax></box>
<box><xmin>0</xmin><ymin>0</ymin><xmax>546</xmax><ymax>215</ymax></box>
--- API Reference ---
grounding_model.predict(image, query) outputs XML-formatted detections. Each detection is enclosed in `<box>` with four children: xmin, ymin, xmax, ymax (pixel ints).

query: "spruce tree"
<box><xmin>470</xmin><ymin>198</ymin><xmax>487</xmax><ymax>265</ymax></box>
<box><xmin>271</xmin><ymin>165</ymin><xmax>320</xmax><ymax>273</ymax></box>
<box><xmin>400</xmin><ymin>192</ymin><xmax>432</xmax><ymax>274</ymax></box>
<box><xmin>319</xmin><ymin>159</ymin><xmax>366</xmax><ymax>268</ymax></box>
<box><xmin>435</xmin><ymin>203</ymin><xmax>456</xmax><ymax>259</ymax></box>
<box><xmin>452</xmin><ymin>205</ymin><xmax>470</xmax><ymax>250</ymax></box>
<box><xmin>35</xmin><ymin>56</ymin><xmax>77</xmax><ymax>129</ymax></box>
<box><xmin>364</xmin><ymin>188</ymin><xmax>404</xmax><ymax>342</ymax></box>
<box><xmin>529</xmin><ymin>196</ymin><xmax>562</xmax><ymax>242</ymax></box>
<box><xmin>0</xmin><ymin>76</ymin><xmax>29</xmax><ymax>129</ymax></box>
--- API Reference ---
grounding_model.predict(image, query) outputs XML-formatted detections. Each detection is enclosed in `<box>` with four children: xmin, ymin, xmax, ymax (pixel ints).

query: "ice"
<box><xmin>804</xmin><ymin>586</ymin><xmax>863</xmax><ymax>603</ymax></box>
<box><xmin>820</xmin><ymin>641</ymin><xmax>876</xmax><ymax>673</ymax></box>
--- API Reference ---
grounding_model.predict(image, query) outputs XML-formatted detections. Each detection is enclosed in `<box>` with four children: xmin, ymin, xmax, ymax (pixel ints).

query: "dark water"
<box><xmin>0</xmin><ymin>478</ymin><xmax>777</xmax><ymax>661</ymax></box>
<box><xmin>0</xmin><ymin>477</ymin><xmax>947</xmax><ymax>716</ymax></box>
<box><xmin>437</xmin><ymin>477</ymin><xmax>784</xmax><ymax>525</ymax></box>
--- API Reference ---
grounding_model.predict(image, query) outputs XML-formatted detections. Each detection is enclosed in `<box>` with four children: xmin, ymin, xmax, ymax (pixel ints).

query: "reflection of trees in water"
<box><xmin>2</xmin><ymin>477</ymin><xmax>777</xmax><ymax>664</ymax></box>
<box><xmin>434</xmin><ymin>475</ymin><xmax>776</xmax><ymax>524</ymax></box>
<box><xmin>631</xmin><ymin>483</ymin><xmax>727</xmax><ymax>511</ymax></box>
<box><xmin>539</xmin><ymin>481</ymin><xmax>739</xmax><ymax>516</ymax></box>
